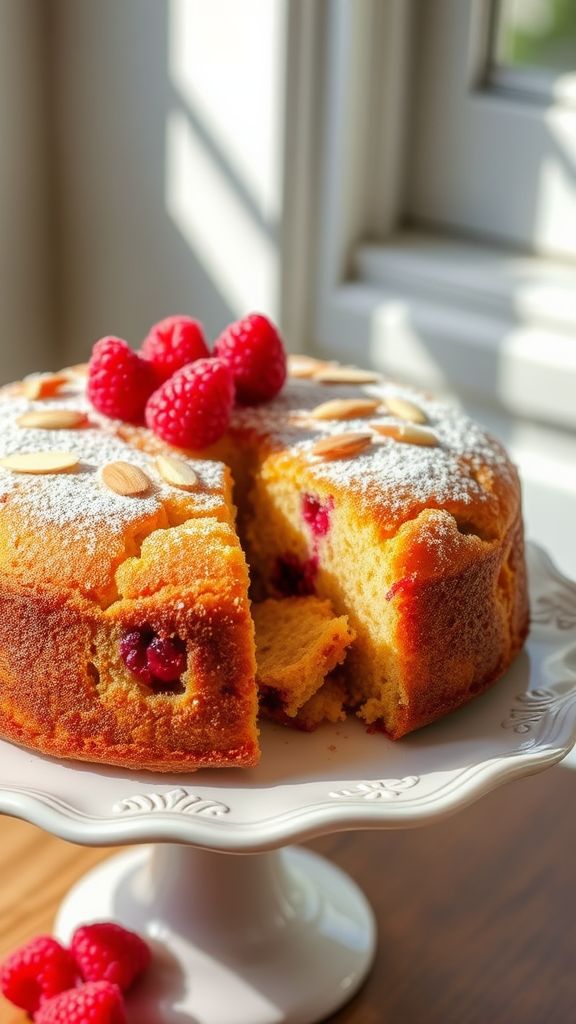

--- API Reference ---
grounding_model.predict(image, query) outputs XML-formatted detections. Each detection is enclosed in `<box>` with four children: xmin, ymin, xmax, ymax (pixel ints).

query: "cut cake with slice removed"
<box><xmin>229</xmin><ymin>376</ymin><xmax>529</xmax><ymax>740</ymax></box>
<box><xmin>0</xmin><ymin>358</ymin><xmax>530</xmax><ymax>770</ymax></box>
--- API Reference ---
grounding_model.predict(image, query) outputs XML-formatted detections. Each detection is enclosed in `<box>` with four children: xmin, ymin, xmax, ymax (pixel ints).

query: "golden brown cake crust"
<box><xmin>0</xmin><ymin>582</ymin><xmax>258</xmax><ymax>771</ymax></box>
<box><xmin>383</xmin><ymin>512</ymin><xmax>529</xmax><ymax>738</ymax></box>
<box><xmin>0</xmin><ymin>375</ymin><xmax>258</xmax><ymax>771</ymax></box>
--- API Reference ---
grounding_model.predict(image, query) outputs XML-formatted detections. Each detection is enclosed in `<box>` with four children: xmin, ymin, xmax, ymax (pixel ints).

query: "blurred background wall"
<box><xmin>51</xmin><ymin>0</ymin><xmax>293</xmax><ymax>363</ymax></box>
<box><xmin>1</xmin><ymin>0</ymin><xmax>315</xmax><ymax>372</ymax></box>
<box><xmin>0</xmin><ymin>0</ymin><xmax>55</xmax><ymax>378</ymax></box>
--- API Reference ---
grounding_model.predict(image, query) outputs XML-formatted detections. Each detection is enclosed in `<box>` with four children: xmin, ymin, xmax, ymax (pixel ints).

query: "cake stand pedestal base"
<box><xmin>54</xmin><ymin>843</ymin><xmax>376</xmax><ymax>1024</ymax></box>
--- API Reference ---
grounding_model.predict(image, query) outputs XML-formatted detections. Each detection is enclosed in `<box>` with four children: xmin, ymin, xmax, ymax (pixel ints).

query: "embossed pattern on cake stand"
<box><xmin>0</xmin><ymin>543</ymin><xmax>574</xmax><ymax>1023</ymax></box>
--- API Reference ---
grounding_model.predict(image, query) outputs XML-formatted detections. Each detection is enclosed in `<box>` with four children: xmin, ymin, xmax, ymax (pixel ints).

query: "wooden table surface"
<box><xmin>0</xmin><ymin>762</ymin><xmax>574</xmax><ymax>1024</ymax></box>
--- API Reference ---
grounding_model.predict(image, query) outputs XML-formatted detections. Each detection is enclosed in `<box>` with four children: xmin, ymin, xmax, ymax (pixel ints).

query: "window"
<box><xmin>410</xmin><ymin>0</ymin><xmax>576</xmax><ymax>256</ymax></box>
<box><xmin>494</xmin><ymin>0</ymin><xmax>576</xmax><ymax>79</ymax></box>
<box><xmin>311</xmin><ymin>0</ymin><xmax>576</xmax><ymax>434</ymax></box>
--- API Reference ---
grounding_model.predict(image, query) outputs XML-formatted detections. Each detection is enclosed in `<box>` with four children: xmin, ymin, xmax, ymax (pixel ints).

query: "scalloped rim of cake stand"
<box><xmin>0</xmin><ymin>542</ymin><xmax>575</xmax><ymax>852</ymax></box>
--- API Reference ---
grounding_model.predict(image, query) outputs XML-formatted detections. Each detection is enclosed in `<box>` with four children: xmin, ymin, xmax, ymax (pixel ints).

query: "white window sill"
<box><xmin>315</xmin><ymin>231</ymin><xmax>576</xmax><ymax>431</ymax></box>
<box><xmin>356</xmin><ymin>231</ymin><xmax>576</xmax><ymax>334</ymax></box>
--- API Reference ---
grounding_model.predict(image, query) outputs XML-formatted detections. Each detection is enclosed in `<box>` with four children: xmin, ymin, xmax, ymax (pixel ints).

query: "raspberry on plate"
<box><xmin>145</xmin><ymin>356</ymin><xmax>235</xmax><ymax>449</ymax></box>
<box><xmin>214</xmin><ymin>312</ymin><xmax>286</xmax><ymax>404</ymax></box>
<box><xmin>141</xmin><ymin>315</ymin><xmax>210</xmax><ymax>383</ymax></box>
<box><xmin>87</xmin><ymin>336</ymin><xmax>156</xmax><ymax>423</ymax></box>
<box><xmin>0</xmin><ymin>935</ymin><xmax>78</xmax><ymax>1014</ymax></box>
<box><xmin>35</xmin><ymin>980</ymin><xmax>126</xmax><ymax>1024</ymax></box>
<box><xmin>71</xmin><ymin>922</ymin><xmax>151</xmax><ymax>992</ymax></box>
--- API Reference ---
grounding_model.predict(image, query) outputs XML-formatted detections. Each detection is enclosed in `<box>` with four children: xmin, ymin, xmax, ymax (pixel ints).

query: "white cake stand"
<box><xmin>1</xmin><ymin>543</ymin><xmax>575</xmax><ymax>1024</ymax></box>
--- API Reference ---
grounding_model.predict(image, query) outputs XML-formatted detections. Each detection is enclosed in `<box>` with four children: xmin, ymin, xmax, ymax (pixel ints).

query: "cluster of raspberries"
<box><xmin>0</xmin><ymin>922</ymin><xmax>151</xmax><ymax>1022</ymax></box>
<box><xmin>87</xmin><ymin>312</ymin><xmax>287</xmax><ymax>449</ymax></box>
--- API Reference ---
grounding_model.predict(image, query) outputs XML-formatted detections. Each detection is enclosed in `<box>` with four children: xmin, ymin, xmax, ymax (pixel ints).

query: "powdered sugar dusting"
<box><xmin>0</xmin><ymin>382</ymin><xmax>226</xmax><ymax>541</ymax></box>
<box><xmin>231</xmin><ymin>378</ymin><xmax>516</xmax><ymax>523</ymax></box>
<box><xmin>0</xmin><ymin>370</ymin><xmax>515</xmax><ymax>545</ymax></box>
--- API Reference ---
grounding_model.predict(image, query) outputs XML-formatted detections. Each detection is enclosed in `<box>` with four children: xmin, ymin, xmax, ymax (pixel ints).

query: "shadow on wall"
<box><xmin>51</xmin><ymin>0</ymin><xmax>284</xmax><ymax>366</ymax></box>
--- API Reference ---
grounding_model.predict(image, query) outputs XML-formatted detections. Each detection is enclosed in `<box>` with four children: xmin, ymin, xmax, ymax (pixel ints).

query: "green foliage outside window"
<box><xmin>497</xmin><ymin>0</ymin><xmax>576</xmax><ymax>73</ymax></box>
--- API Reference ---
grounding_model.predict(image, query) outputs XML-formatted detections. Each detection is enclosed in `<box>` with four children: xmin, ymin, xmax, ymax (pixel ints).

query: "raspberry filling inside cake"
<box><xmin>120</xmin><ymin>629</ymin><xmax>187</xmax><ymax>693</ymax></box>
<box><xmin>301</xmin><ymin>493</ymin><xmax>334</xmax><ymax>540</ymax></box>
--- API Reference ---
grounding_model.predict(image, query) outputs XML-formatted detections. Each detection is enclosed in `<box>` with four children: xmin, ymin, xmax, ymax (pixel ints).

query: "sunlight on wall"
<box><xmin>168</xmin><ymin>0</ymin><xmax>284</xmax><ymax>221</ymax></box>
<box><xmin>369</xmin><ymin>300</ymin><xmax>453</xmax><ymax>390</ymax></box>
<box><xmin>533</xmin><ymin>127</ymin><xmax>576</xmax><ymax>256</ymax></box>
<box><xmin>166</xmin><ymin>0</ymin><xmax>286</xmax><ymax>318</ymax></box>
<box><xmin>165</xmin><ymin>109</ymin><xmax>279</xmax><ymax>315</ymax></box>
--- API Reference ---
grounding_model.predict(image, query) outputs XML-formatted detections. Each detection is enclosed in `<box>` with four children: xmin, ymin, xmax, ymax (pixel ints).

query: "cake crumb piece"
<box><xmin>254</xmin><ymin>596</ymin><xmax>354</xmax><ymax>723</ymax></box>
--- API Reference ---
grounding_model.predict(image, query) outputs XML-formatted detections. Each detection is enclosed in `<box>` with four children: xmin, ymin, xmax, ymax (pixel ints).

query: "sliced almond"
<box><xmin>17</xmin><ymin>409</ymin><xmax>87</xmax><ymax>430</ymax></box>
<box><xmin>21</xmin><ymin>373</ymin><xmax>69</xmax><ymax>400</ymax></box>
<box><xmin>371</xmin><ymin>422</ymin><xmax>439</xmax><ymax>447</ymax></box>
<box><xmin>383</xmin><ymin>396</ymin><xmax>427</xmax><ymax>424</ymax></box>
<box><xmin>101</xmin><ymin>461</ymin><xmax>151</xmax><ymax>496</ymax></box>
<box><xmin>309</xmin><ymin>397</ymin><xmax>381</xmax><ymax>421</ymax></box>
<box><xmin>312</xmin><ymin>431</ymin><xmax>372</xmax><ymax>460</ymax></box>
<box><xmin>0</xmin><ymin>451</ymin><xmax>80</xmax><ymax>474</ymax></box>
<box><xmin>155</xmin><ymin>454</ymin><xmax>198</xmax><ymax>491</ymax></box>
<box><xmin>313</xmin><ymin>365</ymin><xmax>381</xmax><ymax>385</ymax></box>
<box><xmin>287</xmin><ymin>354</ymin><xmax>333</xmax><ymax>379</ymax></box>
<box><xmin>62</xmin><ymin>362</ymin><xmax>89</xmax><ymax>378</ymax></box>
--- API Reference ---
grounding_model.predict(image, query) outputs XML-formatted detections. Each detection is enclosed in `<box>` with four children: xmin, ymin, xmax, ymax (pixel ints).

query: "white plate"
<box><xmin>1</xmin><ymin>542</ymin><xmax>575</xmax><ymax>852</ymax></box>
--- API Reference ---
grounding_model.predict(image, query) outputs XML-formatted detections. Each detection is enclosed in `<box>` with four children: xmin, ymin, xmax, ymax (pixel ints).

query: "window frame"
<box><xmin>408</xmin><ymin>0</ymin><xmax>576</xmax><ymax>257</ymax></box>
<box><xmin>307</xmin><ymin>0</ymin><xmax>576</xmax><ymax>431</ymax></box>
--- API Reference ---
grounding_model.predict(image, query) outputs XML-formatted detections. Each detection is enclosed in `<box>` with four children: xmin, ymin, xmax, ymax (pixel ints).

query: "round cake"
<box><xmin>0</xmin><ymin>359</ymin><xmax>529</xmax><ymax>770</ymax></box>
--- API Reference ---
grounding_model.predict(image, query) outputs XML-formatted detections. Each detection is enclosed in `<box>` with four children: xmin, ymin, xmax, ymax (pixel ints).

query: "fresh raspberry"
<box><xmin>71</xmin><ymin>922</ymin><xmax>151</xmax><ymax>992</ymax></box>
<box><xmin>35</xmin><ymin>981</ymin><xmax>126</xmax><ymax>1024</ymax></box>
<box><xmin>141</xmin><ymin>315</ymin><xmax>210</xmax><ymax>383</ymax></box>
<box><xmin>145</xmin><ymin>357</ymin><xmax>234</xmax><ymax>449</ymax></box>
<box><xmin>87</xmin><ymin>336</ymin><xmax>156</xmax><ymax>423</ymax></box>
<box><xmin>214</xmin><ymin>313</ymin><xmax>286</xmax><ymax>404</ymax></box>
<box><xmin>0</xmin><ymin>935</ymin><xmax>78</xmax><ymax>1014</ymax></box>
